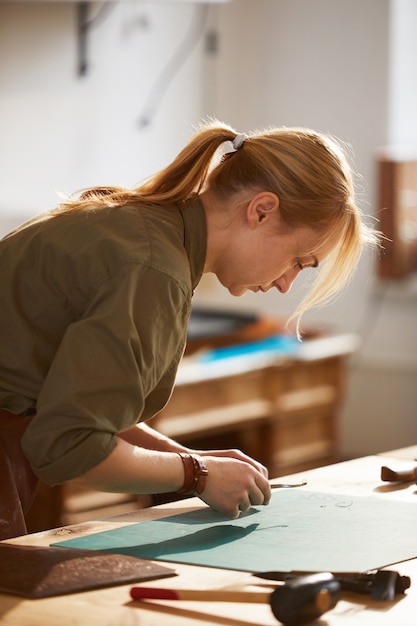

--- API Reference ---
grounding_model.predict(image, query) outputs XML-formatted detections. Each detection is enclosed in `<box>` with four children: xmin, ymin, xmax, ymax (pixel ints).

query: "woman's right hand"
<box><xmin>197</xmin><ymin>454</ymin><xmax>271</xmax><ymax>518</ymax></box>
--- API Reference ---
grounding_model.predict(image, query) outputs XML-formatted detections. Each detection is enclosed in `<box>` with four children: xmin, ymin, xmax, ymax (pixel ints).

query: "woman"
<box><xmin>0</xmin><ymin>120</ymin><xmax>378</xmax><ymax>540</ymax></box>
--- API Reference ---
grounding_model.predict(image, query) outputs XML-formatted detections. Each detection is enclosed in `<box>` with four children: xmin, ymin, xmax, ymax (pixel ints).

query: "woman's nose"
<box><xmin>275</xmin><ymin>269</ymin><xmax>301</xmax><ymax>293</ymax></box>
<box><xmin>276</xmin><ymin>278</ymin><xmax>291</xmax><ymax>293</ymax></box>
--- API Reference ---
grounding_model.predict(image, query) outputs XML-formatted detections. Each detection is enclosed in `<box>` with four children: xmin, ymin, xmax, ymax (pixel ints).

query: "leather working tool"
<box><xmin>253</xmin><ymin>569</ymin><xmax>411</xmax><ymax>601</ymax></box>
<box><xmin>380</xmin><ymin>462</ymin><xmax>417</xmax><ymax>483</ymax></box>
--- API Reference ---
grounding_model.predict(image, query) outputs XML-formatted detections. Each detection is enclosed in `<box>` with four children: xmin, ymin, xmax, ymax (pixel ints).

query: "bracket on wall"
<box><xmin>77</xmin><ymin>2</ymin><xmax>90</xmax><ymax>76</ymax></box>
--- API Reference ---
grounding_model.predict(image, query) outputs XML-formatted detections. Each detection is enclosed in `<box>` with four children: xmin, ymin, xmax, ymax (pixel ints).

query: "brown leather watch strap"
<box><xmin>177</xmin><ymin>453</ymin><xmax>208</xmax><ymax>495</ymax></box>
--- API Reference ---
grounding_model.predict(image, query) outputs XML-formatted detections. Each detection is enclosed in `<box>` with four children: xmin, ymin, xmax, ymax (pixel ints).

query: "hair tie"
<box><xmin>232</xmin><ymin>133</ymin><xmax>247</xmax><ymax>151</ymax></box>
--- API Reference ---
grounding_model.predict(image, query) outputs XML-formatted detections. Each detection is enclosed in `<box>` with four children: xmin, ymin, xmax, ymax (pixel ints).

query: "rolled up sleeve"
<box><xmin>22</xmin><ymin>262</ymin><xmax>189</xmax><ymax>485</ymax></box>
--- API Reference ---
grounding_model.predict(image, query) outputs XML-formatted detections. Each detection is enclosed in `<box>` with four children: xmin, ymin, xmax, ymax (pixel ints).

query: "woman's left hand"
<box><xmin>189</xmin><ymin>447</ymin><xmax>269</xmax><ymax>479</ymax></box>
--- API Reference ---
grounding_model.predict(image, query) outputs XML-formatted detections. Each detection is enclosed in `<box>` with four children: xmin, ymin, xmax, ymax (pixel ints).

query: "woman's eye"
<box><xmin>295</xmin><ymin>260</ymin><xmax>304</xmax><ymax>270</ymax></box>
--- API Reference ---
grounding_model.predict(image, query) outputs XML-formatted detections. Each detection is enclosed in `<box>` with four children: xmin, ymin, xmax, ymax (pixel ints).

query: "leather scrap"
<box><xmin>0</xmin><ymin>543</ymin><xmax>176</xmax><ymax>598</ymax></box>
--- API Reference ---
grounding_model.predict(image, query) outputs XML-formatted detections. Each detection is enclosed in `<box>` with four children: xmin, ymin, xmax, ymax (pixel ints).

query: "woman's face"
<box><xmin>206</xmin><ymin>191</ymin><xmax>328</xmax><ymax>297</ymax></box>
<box><xmin>214</xmin><ymin>223</ymin><xmax>322</xmax><ymax>297</ymax></box>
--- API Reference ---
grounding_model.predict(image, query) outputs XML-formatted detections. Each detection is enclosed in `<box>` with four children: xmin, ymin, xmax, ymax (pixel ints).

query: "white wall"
<box><xmin>389</xmin><ymin>0</ymin><xmax>417</xmax><ymax>146</ymax></box>
<box><xmin>0</xmin><ymin>1</ymin><xmax>212</xmax><ymax>219</ymax></box>
<box><xmin>1</xmin><ymin>0</ymin><xmax>416</xmax><ymax>458</ymax></box>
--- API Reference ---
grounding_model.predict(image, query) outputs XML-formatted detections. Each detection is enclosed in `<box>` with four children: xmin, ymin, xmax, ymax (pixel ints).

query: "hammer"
<box><xmin>130</xmin><ymin>571</ymin><xmax>340</xmax><ymax>625</ymax></box>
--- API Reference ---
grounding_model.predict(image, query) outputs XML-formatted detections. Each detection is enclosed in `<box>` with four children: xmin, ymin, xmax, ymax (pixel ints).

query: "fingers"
<box><xmin>252</xmin><ymin>470</ymin><xmax>271</xmax><ymax>506</ymax></box>
<box><xmin>227</xmin><ymin>481</ymin><xmax>271</xmax><ymax>518</ymax></box>
<box><xmin>259</xmin><ymin>477</ymin><xmax>272</xmax><ymax>506</ymax></box>
<box><xmin>250</xmin><ymin>482</ymin><xmax>269</xmax><ymax>507</ymax></box>
<box><xmin>199</xmin><ymin>455</ymin><xmax>272</xmax><ymax>518</ymax></box>
<box><xmin>238</xmin><ymin>499</ymin><xmax>251</xmax><ymax>514</ymax></box>
<box><xmin>198</xmin><ymin>448</ymin><xmax>269</xmax><ymax>479</ymax></box>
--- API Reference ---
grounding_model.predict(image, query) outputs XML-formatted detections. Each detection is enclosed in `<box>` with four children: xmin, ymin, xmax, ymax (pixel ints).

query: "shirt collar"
<box><xmin>179</xmin><ymin>196</ymin><xmax>207</xmax><ymax>292</ymax></box>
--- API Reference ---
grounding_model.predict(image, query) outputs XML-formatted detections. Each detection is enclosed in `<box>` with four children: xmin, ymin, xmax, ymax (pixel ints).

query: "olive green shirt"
<box><xmin>0</xmin><ymin>199</ymin><xmax>206</xmax><ymax>485</ymax></box>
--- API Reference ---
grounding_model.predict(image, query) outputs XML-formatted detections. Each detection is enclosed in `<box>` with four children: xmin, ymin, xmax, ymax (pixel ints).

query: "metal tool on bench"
<box><xmin>254</xmin><ymin>568</ymin><xmax>411</xmax><ymax>601</ymax></box>
<box><xmin>271</xmin><ymin>481</ymin><xmax>307</xmax><ymax>489</ymax></box>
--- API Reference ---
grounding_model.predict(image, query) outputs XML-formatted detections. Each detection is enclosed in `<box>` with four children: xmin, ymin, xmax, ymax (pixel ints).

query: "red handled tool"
<box><xmin>130</xmin><ymin>572</ymin><xmax>340</xmax><ymax>626</ymax></box>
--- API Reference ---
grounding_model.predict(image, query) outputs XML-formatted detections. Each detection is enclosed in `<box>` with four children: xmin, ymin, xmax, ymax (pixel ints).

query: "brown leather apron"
<box><xmin>0</xmin><ymin>408</ymin><xmax>39</xmax><ymax>540</ymax></box>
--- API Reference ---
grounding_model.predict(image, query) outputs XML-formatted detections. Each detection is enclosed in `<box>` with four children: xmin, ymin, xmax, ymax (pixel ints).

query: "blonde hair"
<box><xmin>55</xmin><ymin>119</ymin><xmax>380</xmax><ymax>334</ymax></box>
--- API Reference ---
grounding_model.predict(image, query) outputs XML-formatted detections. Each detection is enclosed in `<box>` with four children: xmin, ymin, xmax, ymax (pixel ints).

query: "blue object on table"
<box><xmin>198</xmin><ymin>334</ymin><xmax>300</xmax><ymax>363</ymax></box>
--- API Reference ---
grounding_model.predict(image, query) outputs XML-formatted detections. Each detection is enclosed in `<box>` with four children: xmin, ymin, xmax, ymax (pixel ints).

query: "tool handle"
<box><xmin>381</xmin><ymin>463</ymin><xmax>417</xmax><ymax>482</ymax></box>
<box><xmin>130</xmin><ymin>587</ymin><xmax>270</xmax><ymax>603</ymax></box>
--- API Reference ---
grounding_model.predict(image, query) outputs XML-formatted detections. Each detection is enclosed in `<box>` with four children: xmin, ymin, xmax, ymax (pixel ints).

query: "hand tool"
<box><xmin>131</xmin><ymin>571</ymin><xmax>341</xmax><ymax>626</ymax></box>
<box><xmin>254</xmin><ymin>568</ymin><xmax>411</xmax><ymax>601</ymax></box>
<box><xmin>381</xmin><ymin>462</ymin><xmax>417</xmax><ymax>483</ymax></box>
<box><xmin>271</xmin><ymin>481</ymin><xmax>307</xmax><ymax>489</ymax></box>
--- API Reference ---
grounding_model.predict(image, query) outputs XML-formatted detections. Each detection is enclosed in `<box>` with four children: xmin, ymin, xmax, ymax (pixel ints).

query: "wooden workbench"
<box><xmin>2</xmin><ymin>446</ymin><xmax>417</xmax><ymax>626</ymax></box>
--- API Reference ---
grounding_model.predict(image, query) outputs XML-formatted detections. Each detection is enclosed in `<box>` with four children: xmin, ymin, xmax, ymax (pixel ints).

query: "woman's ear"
<box><xmin>247</xmin><ymin>191</ymin><xmax>280</xmax><ymax>228</ymax></box>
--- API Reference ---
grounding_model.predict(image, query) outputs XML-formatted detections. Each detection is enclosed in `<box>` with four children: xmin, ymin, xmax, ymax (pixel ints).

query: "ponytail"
<box><xmin>53</xmin><ymin>120</ymin><xmax>241</xmax><ymax>213</ymax></box>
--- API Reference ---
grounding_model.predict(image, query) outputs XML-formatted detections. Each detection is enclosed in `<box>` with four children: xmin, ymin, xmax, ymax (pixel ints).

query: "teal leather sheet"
<box><xmin>53</xmin><ymin>490</ymin><xmax>417</xmax><ymax>573</ymax></box>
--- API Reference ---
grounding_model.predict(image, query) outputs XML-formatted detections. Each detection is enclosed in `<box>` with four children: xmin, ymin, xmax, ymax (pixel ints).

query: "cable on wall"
<box><xmin>137</xmin><ymin>4</ymin><xmax>210</xmax><ymax>129</ymax></box>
